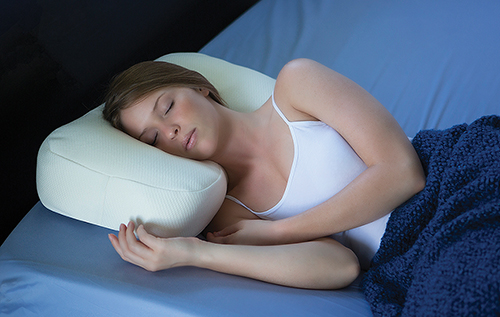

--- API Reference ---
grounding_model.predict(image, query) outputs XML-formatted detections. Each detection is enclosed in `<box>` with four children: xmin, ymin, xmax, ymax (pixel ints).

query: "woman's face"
<box><xmin>120</xmin><ymin>87</ymin><xmax>220</xmax><ymax>160</ymax></box>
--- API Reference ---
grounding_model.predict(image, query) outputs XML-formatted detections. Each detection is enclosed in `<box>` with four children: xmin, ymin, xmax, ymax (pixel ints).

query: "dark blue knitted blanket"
<box><xmin>363</xmin><ymin>115</ymin><xmax>500</xmax><ymax>316</ymax></box>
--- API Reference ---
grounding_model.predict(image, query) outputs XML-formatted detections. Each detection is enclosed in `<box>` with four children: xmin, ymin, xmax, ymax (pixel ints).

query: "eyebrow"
<box><xmin>138</xmin><ymin>92</ymin><xmax>165</xmax><ymax>140</ymax></box>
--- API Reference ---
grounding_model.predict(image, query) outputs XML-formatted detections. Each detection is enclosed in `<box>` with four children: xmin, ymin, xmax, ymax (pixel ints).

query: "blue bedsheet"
<box><xmin>364</xmin><ymin>115</ymin><xmax>500</xmax><ymax>316</ymax></box>
<box><xmin>0</xmin><ymin>202</ymin><xmax>372</xmax><ymax>316</ymax></box>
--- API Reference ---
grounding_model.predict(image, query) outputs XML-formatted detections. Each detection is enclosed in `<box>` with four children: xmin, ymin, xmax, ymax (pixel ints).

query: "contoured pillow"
<box><xmin>36</xmin><ymin>52</ymin><xmax>275</xmax><ymax>237</ymax></box>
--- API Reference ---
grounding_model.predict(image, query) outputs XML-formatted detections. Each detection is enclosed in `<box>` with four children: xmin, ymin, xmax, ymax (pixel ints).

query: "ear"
<box><xmin>199</xmin><ymin>88</ymin><xmax>210</xmax><ymax>97</ymax></box>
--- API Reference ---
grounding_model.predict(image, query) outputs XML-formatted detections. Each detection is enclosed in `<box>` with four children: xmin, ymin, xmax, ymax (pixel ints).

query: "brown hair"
<box><xmin>103</xmin><ymin>61</ymin><xmax>225</xmax><ymax>130</ymax></box>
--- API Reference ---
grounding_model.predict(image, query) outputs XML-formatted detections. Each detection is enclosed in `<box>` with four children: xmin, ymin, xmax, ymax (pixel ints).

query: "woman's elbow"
<box><xmin>399</xmin><ymin>158</ymin><xmax>426</xmax><ymax>199</ymax></box>
<box><xmin>338</xmin><ymin>257</ymin><xmax>361</xmax><ymax>289</ymax></box>
<box><xmin>414</xmin><ymin>170</ymin><xmax>426</xmax><ymax>194</ymax></box>
<box><xmin>321</xmin><ymin>243</ymin><xmax>361</xmax><ymax>290</ymax></box>
<box><xmin>409</xmin><ymin>160</ymin><xmax>426</xmax><ymax>193</ymax></box>
<box><xmin>325</xmin><ymin>255</ymin><xmax>360</xmax><ymax>290</ymax></box>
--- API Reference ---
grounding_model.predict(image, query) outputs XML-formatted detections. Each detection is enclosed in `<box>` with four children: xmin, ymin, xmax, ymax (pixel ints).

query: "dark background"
<box><xmin>1</xmin><ymin>0</ymin><xmax>258</xmax><ymax>244</ymax></box>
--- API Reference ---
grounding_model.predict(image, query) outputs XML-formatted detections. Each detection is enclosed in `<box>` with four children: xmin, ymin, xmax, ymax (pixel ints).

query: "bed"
<box><xmin>1</xmin><ymin>0</ymin><xmax>499</xmax><ymax>316</ymax></box>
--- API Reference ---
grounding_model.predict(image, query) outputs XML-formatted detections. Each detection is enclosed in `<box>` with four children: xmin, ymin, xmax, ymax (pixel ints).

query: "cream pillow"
<box><xmin>36</xmin><ymin>53</ymin><xmax>275</xmax><ymax>237</ymax></box>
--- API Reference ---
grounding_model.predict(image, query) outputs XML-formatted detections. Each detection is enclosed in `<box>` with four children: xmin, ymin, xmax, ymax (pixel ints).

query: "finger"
<box><xmin>116</xmin><ymin>223</ymin><xmax>129</xmax><ymax>253</ymax></box>
<box><xmin>205</xmin><ymin>232</ymin><xmax>219</xmax><ymax>243</ymax></box>
<box><xmin>117</xmin><ymin>223</ymin><xmax>133</xmax><ymax>257</ymax></box>
<box><xmin>112</xmin><ymin>224</ymin><xmax>131</xmax><ymax>260</ymax></box>
<box><xmin>117</xmin><ymin>223</ymin><xmax>148</xmax><ymax>266</ymax></box>
<box><xmin>212</xmin><ymin>224</ymin><xmax>239</xmax><ymax>238</ymax></box>
<box><xmin>125</xmin><ymin>221</ymin><xmax>138</xmax><ymax>246</ymax></box>
<box><xmin>206</xmin><ymin>231</ymin><xmax>234</xmax><ymax>244</ymax></box>
<box><xmin>124</xmin><ymin>222</ymin><xmax>155</xmax><ymax>259</ymax></box>
<box><xmin>109</xmin><ymin>231</ymin><xmax>136</xmax><ymax>261</ymax></box>
<box><xmin>135</xmin><ymin>224</ymin><xmax>157</xmax><ymax>250</ymax></box>
<box><xmin>108</xmin><ymin>233</ymin><xmax>122</xmax><ymax>255</ymax></box>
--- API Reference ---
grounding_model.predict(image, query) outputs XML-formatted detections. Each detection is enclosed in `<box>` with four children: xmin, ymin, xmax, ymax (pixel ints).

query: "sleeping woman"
<box><xmin>103</xmin><ymin>58</ymin><xmax>426</xmax><ymax>290</ymax></box>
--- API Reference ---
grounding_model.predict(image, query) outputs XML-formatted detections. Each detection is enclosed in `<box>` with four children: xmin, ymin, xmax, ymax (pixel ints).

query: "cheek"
<box><xmin>119</xmin><ymin>108</ymin><xmax>145</xmax><ymax>138</ymax></box>
<box><xmin>196</xmin><ymin>132</ymin><xmax>219</xmax><ymax>159</ymax></box>
<box><xmin>157</xmin><ymin>143</ymin><xmax>181</xmax><ymax>157</ymax></box>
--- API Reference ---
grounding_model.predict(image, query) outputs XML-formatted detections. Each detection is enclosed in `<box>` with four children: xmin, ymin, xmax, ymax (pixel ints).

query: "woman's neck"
<box><xmin>209</xmin><ymin>102</ymin><xmax>272</xmax><ymax>192</ymax></box>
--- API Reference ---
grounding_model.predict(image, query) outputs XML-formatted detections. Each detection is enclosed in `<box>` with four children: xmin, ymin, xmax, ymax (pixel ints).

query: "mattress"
<box><xmin>1</xmin><ymin>202</ymin><xmax>370</xmax><ymax>316</ymax></box>
<box><xmin>2</xmin><ymin>0</ymin><xmax>500</xmax><ymax>315</ymax></box>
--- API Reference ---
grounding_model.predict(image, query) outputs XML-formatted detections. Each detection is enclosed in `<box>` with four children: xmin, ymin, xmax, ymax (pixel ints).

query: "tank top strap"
<box><xmin>225</xmin><ymin>195</ymin><xmax>257</xmax><ymax>213</ymax></box>
<box><xmin>272</xmin><ymin>90</ymin><xmax>291</xmax><ymax>124</ymax></box>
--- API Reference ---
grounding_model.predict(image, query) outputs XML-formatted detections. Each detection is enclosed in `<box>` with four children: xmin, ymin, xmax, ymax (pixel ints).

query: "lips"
<box><xmin>183</xmin><ymin>129</ymin><xmax>196</xmax><ymax>151</ymax></box>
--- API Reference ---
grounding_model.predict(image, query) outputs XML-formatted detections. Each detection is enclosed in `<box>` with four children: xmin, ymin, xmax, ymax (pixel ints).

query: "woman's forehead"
<box><xmin>120</xmin><ymin>93</ymin><xmax>158</xmax><ymax>138</ymax></box>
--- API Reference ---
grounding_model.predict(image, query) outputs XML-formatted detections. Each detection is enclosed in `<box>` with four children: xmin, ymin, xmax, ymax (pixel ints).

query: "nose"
<box><xmin>167</xmin><ymin>125</ymin><xmax>179</xmax><ymax>140</ymax></box>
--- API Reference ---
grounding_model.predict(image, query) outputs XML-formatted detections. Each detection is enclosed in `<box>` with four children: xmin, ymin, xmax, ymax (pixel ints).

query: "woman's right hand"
<box><xmin>108</xmin><ymin>221</ymin><xmax>200</xmax><ymax>272</ymax></box>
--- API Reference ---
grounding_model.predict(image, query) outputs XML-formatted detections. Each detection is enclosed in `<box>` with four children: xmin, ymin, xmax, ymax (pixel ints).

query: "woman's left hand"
<box><xmin>206</xmin><ymin>219</ymin><xmax>287</xmax><ymax>245</ymax></box>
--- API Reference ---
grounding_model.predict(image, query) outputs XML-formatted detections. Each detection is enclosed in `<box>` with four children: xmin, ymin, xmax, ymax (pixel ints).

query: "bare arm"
<box><xmin>108</xmin><ymin>200</ymin><xmax>360</xmax><ymax>289</ymax></box>
<box><xmin>210</xmin><ymin>59</ymin><xmax>425</xmax><ymax>245</ymax></box>
<box><xmin>275</xmin><ymin>59</ymin><xmax>425</xmax><ymax>241</ymax></box>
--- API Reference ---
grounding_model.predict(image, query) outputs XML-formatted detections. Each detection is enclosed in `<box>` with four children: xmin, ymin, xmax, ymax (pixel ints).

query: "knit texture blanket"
<box><xmin>363</xmin><ymin>115</ymin><xmax>500</xmax><ymax>316</ymax></box>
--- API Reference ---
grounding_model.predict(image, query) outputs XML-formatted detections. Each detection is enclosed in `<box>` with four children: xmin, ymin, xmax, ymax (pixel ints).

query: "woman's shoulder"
<box><xmin>273</xmin><ymin>59</ymin><xmax>320</xmax><ymax>122</ymax></box>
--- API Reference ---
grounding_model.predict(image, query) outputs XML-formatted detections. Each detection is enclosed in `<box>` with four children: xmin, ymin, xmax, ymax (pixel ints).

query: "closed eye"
<box><xmin>150</xmin><ymin>132</ymin><xmax>158</xmax><ymax>146</ymax></box>
<box><xmin>165</xmin><ymin>101</ymin><xmax>174</xmax><ymax>116</ymax></box>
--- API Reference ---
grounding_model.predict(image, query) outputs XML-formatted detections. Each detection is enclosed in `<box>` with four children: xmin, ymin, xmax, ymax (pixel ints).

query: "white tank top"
<box><xmin>226</xmin><ymin>92</ymin><xmax>390</xmax><ymax>270</ymax></box>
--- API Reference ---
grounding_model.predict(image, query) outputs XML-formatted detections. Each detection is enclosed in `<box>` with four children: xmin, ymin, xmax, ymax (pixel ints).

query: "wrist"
<box><xmin>190</xmin><ymin>238</ymin><xmax>215</xmax><ymax>268</ymax></box>
<box><xmin>272</xmin><ymin>219</ymin><xmax>295</xmax><ymax>244</ymax></box>
<box><xmin>170</xmin><ymin>237</ymin><xmax>205</xmax><ymax>268</ymax></box>
<box><xmin>274</xmin><ymin>216</ymin><xmax>320</xmax><ymax>244</ymax></box>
